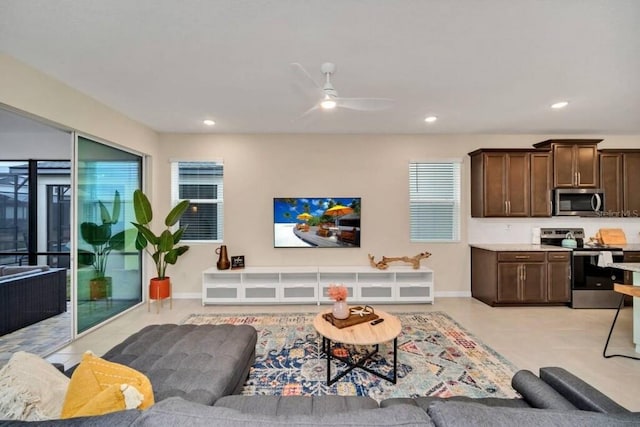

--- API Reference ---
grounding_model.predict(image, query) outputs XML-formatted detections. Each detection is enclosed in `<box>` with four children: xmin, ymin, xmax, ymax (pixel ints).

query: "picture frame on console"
<box><xmin>273</xmin><ymin>197</ymin><xmax>361</xmax><ymax>248</ymax></box>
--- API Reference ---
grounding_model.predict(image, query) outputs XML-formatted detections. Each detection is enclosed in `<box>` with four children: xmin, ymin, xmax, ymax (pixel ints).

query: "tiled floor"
<box><xmin>47</xmin><ymin>297</ymin><xmax>640</xmax><ymax>411</ymax></box>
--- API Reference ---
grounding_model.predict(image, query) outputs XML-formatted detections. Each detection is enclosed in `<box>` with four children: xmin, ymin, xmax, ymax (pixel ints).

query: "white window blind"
<box><xmin>409</xmin><ymin>161</ymin><xmax>461</xmax><ymax>242</ymax></box>
<box><xmin>171</xmin><ymin>161</ymin><xmax>223</xmax><ymax>242</ymax></box>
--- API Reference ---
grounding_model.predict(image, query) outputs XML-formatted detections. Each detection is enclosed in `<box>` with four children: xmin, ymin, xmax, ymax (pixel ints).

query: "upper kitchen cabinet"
<box><xmin>470</xmin><ymin>149</ymin><xmax>530</xmax><ymax>217</ymax></box>
<box><xmin>599</xmin><ymin>149</ymin><xmax>640</xmax><ymax>214</ymax></box>
<box><xmin>533</xmin><ymin>139</ymin><xmax>601</xmax><ymax>188</ymax></box>
<box><xmin>529</xmin><ymin>151</ymin><xmax>552</xmax><ymax>217</ymax></box>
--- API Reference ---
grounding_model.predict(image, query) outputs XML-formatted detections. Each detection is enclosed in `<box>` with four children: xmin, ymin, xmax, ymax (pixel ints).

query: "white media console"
<box><xmin>202</xmin><ymin>266</ymin><xmax>434</xmax><ymax>305</ymax></box>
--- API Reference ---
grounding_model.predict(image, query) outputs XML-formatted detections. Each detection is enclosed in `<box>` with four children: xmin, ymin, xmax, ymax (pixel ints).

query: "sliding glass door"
<box><xmin>76</xmin><ymin>136</ymin><xmax>142</xmax><ymax>333</ymax></box>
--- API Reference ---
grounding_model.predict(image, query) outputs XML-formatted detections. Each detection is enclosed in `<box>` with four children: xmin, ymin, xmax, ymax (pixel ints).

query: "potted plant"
<box><xmin>131</xmin><ymin>189</ymin><xmax>190</xmax><ymax>309</ymax></box>
<box><xmin>80</xmin><ymin>190</ymin><xmax>126</xmax><ymax>303</ymax></box>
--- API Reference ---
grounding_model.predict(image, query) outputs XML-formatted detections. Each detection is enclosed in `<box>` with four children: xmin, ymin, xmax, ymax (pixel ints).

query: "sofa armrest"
<box><xmin>511</xmin><ymin>370</ymin><xmax>576</xmax><ymax>410</ymax></box>
<box><xmin>539</xmin><ymin>367</ymin><xmax>629</xmax><ymax>414</ymax></box>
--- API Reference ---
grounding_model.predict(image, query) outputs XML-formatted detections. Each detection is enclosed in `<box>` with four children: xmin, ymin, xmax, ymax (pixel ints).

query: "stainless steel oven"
<box><xmin>540</xmin><ymin>227</ymin><xmax>625</xmax><ymax>308</ymax></box>
<box><xmin>571</xmin><ymin>249</ymin><xmax>624</xmax><ymax>308</ymax></box>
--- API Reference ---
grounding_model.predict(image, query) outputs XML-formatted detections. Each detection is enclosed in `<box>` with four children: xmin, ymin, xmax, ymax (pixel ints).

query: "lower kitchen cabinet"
<box><xmin>496</xmin><ymin>252</ymin><xmax>545</xmax><ymax>303</ymax></box>
<box><xmin>623</xmin><ymin>251</ymin><xmax>640</xmax><ymax>284</ymax></box>
<box><xmin>546</xmin><ymin>252</ymin><xmax>571</xmax><ymax>303</ymax></box>
<box><xmin>471</xmin><ymin>247</ymin><xmax>571</xmax><ymax>306</ymax></box>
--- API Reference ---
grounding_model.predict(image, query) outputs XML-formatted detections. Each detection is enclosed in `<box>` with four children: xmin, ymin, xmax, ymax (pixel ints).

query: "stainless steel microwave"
<box><xmin>553</xmin><ymin>188</ymin><xmax>604</xmax><ymax>216</ymax></box>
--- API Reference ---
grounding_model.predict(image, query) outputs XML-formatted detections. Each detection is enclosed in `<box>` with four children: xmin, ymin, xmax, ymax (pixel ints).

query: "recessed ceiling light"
<box><xmin>424</xmin><ymin>116</ymin><xmax>437</xmax><ymax>123</ymax></box>
<box><xmin>203</xmin><ymin>119</ymin><xmax>215</xmax><ymax>126</ymax></box>
<box><xmin>551</xmin><ymin>101</ymin><xmax>569</xmax><ymax>109</ymax></box>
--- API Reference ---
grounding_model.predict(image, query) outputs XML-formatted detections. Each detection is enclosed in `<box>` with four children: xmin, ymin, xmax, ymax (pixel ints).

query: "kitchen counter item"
<box><xmin>561</xmin><ymin>232</ymin><xmax>577</xmax><ymax>248</ymax></box>
<box><xmin>469</xmin><ymin>244</ymin><xmax>571</xmax><ymax>252</ymax></box>
<box><xmin>598</xmin><ymin>228</ymin><xmax>627</xmax><ymax>245</ymax></box>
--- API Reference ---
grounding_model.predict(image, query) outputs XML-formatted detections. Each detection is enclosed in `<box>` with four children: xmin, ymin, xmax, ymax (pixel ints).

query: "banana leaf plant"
<box><xmin>79</xmin><ymin>190</ymin><xmax>126</xmax><ymax>279</ymax></box>
<box><xmin>131</xmin><ymin>189</ymin><xmax>190</xmax><ymax>279</ymax></box>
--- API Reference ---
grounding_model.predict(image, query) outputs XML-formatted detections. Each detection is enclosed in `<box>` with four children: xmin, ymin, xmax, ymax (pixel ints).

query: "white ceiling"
<box><xmin>1</xmin><ymin>0</ymin><xmax>639</xmax><ymax>135</ymax></box>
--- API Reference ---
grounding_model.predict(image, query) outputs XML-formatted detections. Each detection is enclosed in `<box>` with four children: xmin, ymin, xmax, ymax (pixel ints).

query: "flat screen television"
<box><xmin>273</xmin><ymin>197</ymin><xmax>361</xmax><ymax>248</ymax></box>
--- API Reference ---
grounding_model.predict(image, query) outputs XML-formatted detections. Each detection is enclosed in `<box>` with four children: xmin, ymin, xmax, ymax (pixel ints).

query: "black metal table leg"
<box><xmin>603</xmin><ymin>294</ymin><xmax>640</xmax><ymax>361</ymax></box>
<box><xmin>323</xmin><ymin>339</ymin><xmax>397</xmax><ymax>385</ymax></box>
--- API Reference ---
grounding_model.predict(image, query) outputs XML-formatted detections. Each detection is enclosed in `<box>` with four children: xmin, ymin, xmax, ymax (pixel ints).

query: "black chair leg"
<box><xmin>603</xmin><ymin>294</ymin><xmax>640</xmax><ymax>361</ymax></box>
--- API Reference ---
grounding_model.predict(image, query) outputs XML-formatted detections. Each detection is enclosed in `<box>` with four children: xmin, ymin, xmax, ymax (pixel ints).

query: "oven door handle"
<box><xmin>572</xmin><ymin>250</ymin><xmax>624</xmax><ymax>257</ymax></box>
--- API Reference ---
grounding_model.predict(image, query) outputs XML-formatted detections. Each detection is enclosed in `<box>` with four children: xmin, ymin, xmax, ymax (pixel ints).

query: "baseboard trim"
<box><xmin>435</xmin><ymin>291</ymin><xmax>471</xmax><ymax>298</ymax></box>
<box><xmin>174</xmin><ymin>291</ymin><xmax>472</xmax><ymax>300</ymax></box>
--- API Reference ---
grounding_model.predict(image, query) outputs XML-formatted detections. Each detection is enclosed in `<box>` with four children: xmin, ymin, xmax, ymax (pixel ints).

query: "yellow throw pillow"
<box><xmin>61</xmin><ymin>352</ymin><xmax>154</xmax><ymax>418</ymax></box>
<box><xmin>71</xmin><ymin>383</ymin><xmax>144</xmax><ymax>418</ymax></box>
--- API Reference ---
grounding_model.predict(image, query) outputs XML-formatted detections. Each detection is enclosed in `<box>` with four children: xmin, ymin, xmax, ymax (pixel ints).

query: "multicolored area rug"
<box><xmin>182</xmin><ymin>311</ymin><xmax>519</xmax><ymax>401</ymax></box>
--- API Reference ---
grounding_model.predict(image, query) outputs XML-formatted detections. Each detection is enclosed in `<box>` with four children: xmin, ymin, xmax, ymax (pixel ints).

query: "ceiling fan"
<box><xmin>291</xmin><ymin>62</ymin><xmax>394</xmax><ymax>118</ymax></box>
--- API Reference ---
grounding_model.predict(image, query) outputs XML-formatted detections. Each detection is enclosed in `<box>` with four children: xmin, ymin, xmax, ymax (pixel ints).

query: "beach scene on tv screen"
<box><xmin>274</xmin><ymin>198</ymin><xmax>361</xmax><ymax>248</ymax></box>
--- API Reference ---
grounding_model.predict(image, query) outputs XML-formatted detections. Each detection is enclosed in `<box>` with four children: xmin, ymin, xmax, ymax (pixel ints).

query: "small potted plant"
<box><xmin>131</xmin><ymin>189</ymin><xmax>190</xmax><ymax>310</ymax></box>
<box><xmin>80</xmin><ymin>190</ymin><xmax>126</xmax><ymax>303</ymax></box>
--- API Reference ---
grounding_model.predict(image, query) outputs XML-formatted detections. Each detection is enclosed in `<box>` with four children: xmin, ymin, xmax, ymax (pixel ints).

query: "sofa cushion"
<box><xmin>539</xmin><ymin>367</ymin><xmax>630</xmax><ymax>414</ymax></box>
<box><xmin>61</xmin><ymin>352</ymin><xmax>154</xmax><ymax>418</ymax></box>
<box><xmin>214</xmin><ymin>395</ymin><xmax>379</xmax><ymax>416</ymax></box>
<box><xmin>381</xmin><ymin>396</ymin><xmax>530</xmax><ymax>410</ymax></box>
<box><xmin>0</xmin><ymin>352</ymin><xmax>69</xmax><ymax>421</ymax></box>
<box><xmin>511</xmin><ymin>369</ymin><xmax>576</xmax><ymax>410</ymax></box>
<box><xmin>426</xmin><ymin>401</ymin><xmax>640</xmax><ymax>427</ymax></box>
<box><xmin>135</xmin><ymin>397</ymin><xmax>433</xmax><ymax>427</ymax></box>
<box><xmin>94</xmin><ymin>324</ymin><xmax>257</xmax><ymax>405</ymax></box>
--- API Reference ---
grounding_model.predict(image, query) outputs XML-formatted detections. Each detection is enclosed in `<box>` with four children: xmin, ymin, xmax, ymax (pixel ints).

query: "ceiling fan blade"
<box><xmin>290</xmin><ymin>63</ymin><xmax>324</xmax><ymax>99</ymax></box>
<box><xmin>336</xmin><ymin>97</ymin><xmax>394</xmax><ymax>111</ymax></box>
<box><xmin>296</xmin><ymin>104</ymin><xmax>320</xmax><ymax>120</ymax></box>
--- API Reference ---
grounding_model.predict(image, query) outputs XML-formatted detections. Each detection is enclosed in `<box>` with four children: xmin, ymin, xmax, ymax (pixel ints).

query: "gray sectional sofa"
<box><xmin>2</xmin><ymin>323</ymin><xmax>639</xmax><ymax>426</ymax></box>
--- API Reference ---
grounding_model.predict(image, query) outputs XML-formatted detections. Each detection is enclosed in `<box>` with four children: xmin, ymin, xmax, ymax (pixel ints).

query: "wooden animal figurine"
<box><xmin>368</xmin><ymin>251</ymin><xmax>431</xmax><ymax>270</ymax></box>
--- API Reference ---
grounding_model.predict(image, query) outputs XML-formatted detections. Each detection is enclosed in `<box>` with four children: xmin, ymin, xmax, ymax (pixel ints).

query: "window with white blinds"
<box><xmin>409</xmin><ymin>161</ymin><xmax>461</xmax><ymax>242</ymax></box>
<box><xmin>171</xmin><ymin>161</ymin><xmax>223</xmax><ymax>242</ymax></box>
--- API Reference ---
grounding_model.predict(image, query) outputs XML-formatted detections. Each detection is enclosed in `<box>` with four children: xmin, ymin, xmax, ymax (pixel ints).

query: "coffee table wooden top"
<box><xmin>313</xmin><ymin>309</ymin><xmax>402</xmax><ymax>346</ymax></box>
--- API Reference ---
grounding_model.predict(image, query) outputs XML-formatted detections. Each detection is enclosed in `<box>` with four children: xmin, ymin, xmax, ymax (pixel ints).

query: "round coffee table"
<box><xmin>313</xmin><ymin>309</ymin><xmax>402</xmax><ymax>385</ymax></box>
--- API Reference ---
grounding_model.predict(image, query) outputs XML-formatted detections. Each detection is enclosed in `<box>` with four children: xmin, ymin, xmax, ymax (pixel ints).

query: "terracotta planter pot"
<box><xmin>149</xmin><ymin>277</ymin><xmax>172</xmax><ymax>313</ymax></box>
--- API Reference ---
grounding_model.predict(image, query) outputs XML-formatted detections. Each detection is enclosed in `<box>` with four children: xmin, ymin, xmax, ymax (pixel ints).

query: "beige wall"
<box><xmin>0</xmin><ymin>54</ymin><xmax>158</xmax><ymax>157</ymax></box>
<box><xmin>157</xmin><ymin>134</ymin><xmax>640</xmax><ymax>297</ymax></box>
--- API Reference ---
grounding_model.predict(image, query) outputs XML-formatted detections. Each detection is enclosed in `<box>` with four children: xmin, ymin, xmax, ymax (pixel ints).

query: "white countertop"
<box><xmin>469</xmin><ymin>244</ymin><xmax>571</xmax><ymax>252</ymax></box>
<box><xmin>609</xmin><ymin>263</ymin><xmax>640</xmax><ymax>273</ymax></box>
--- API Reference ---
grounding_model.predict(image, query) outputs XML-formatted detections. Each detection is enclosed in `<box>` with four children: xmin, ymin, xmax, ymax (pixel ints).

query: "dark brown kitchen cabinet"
<box><xmin>533</xmin><ymin>139</ymin><xmax>601</xmax><ymax>188</ymax></box>
<box><xmin>530</xmin><ymin>151</ymin><xmax>552</xmax><ymax>217</ymax></box>
<box><xmin>623</xmin><ymin>251</ymin><xmax>640</xmax><ymax>284</ymax></box>
<box><xmin>469</xmin><ymin>150</ymin><xmax>530</xmax><ymax>217</ymax></box>
<box><xmin>546</xmin><ymin>252</ymin><xmax>571</xmax><ymax>303</ymax></box>
<box><xmin>599</xmin><ymin>152</ymin><xmax>623</xmax><ymax>212</ymax></box>
<box><xmin>600</xmin><ymin>150</ymin><xmax>640</xmax><ymax>215</ymax></box>
<box><xmin>496</xmin><ymin>252</ymin><xmax>545</xmax><ymax>303</ymax></box>
<box><xmin>471</xmin><ymin>248</ymin><xmax>571</xmax><ymax>306</ymax></box>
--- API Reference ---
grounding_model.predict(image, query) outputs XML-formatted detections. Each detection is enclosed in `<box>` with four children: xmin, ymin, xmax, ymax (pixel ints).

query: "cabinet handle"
<box><xmin>577</xmin><ymin>172</ymin><xmax>581</xmax><ymax>186</ymax></box>
<box><xmin>523</xmin><ymin>265</ymin><xmax>527</xmax><ymax>281</ymax></box>
<box><xmin>515</xmin><ymin>255</ymin><xmax>530</xmax><ymax>259</ymax></box>
<box><xmin>504</xmin><ymin>201</ymin><xmax>508</xmax><ymax>214</ymax></box>
<box><xmin>508</xmin><ymin>200</ymin><xmax>511</xmax><ymax>215</ymax></box>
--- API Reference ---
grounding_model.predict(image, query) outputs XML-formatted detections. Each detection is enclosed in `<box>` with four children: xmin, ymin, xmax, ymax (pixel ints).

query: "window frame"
<box><xmin>409</xmin><ymin>159</ymin><xmax>461</xmax><ymax>243</ymax></box>
<box><xmin>170</xmin><ymin>160</ymin><xmax>224</xmax><ymax>243</ymax></box>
